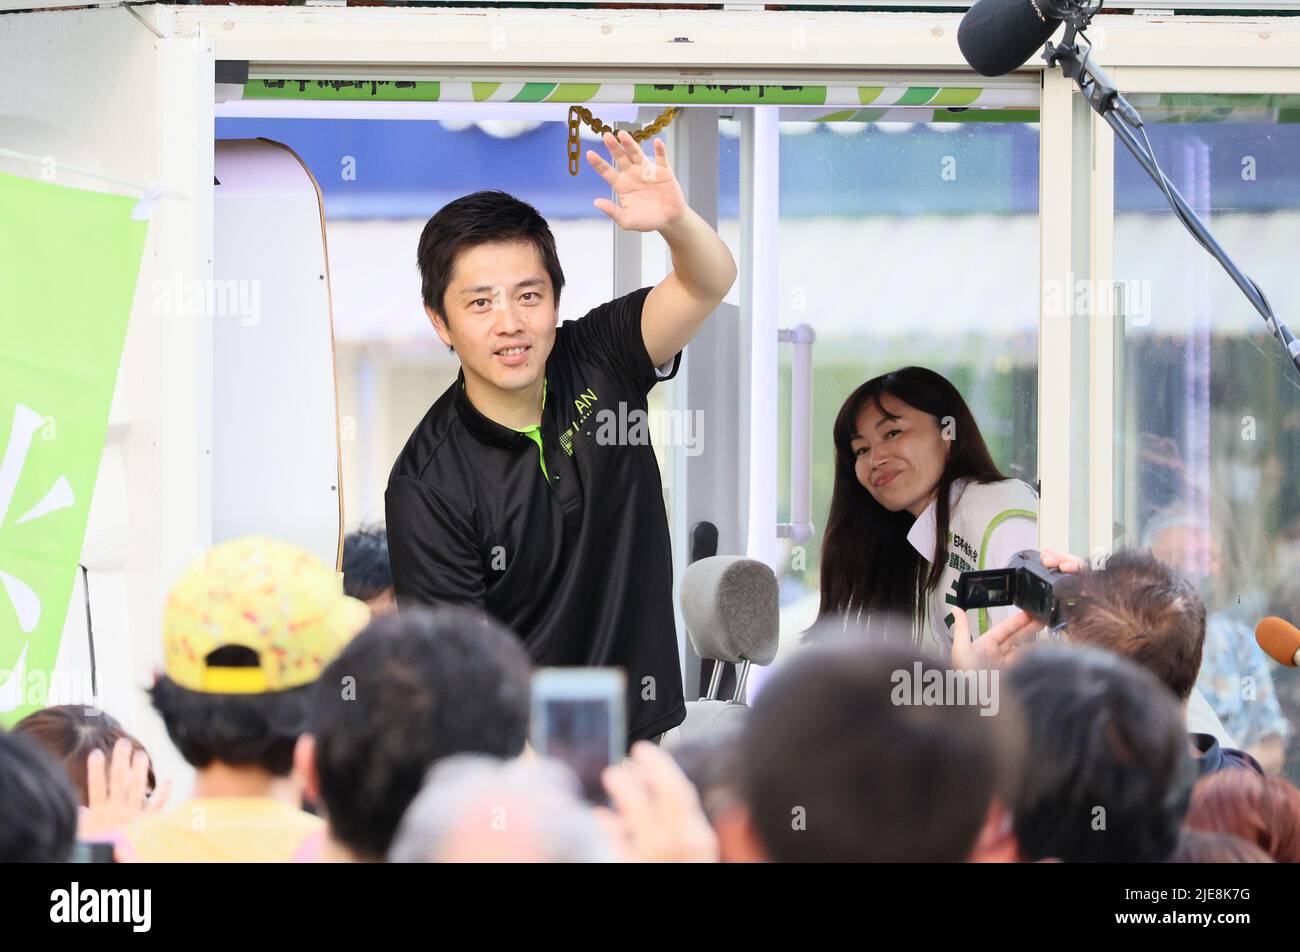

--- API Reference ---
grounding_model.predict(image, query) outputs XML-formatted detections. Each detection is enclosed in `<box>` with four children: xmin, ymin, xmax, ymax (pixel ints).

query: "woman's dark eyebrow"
<box><xmin>873</xmin><ymin>412</ymin><xmax>901</xmax><ymax>430</ymax></box>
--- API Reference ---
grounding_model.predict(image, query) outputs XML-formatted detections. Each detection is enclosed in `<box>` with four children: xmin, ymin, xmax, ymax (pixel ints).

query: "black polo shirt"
<box><xmin>385</xmin><ymin>286</ymin><xmax>686</xmax><ymax>743</ymax></box>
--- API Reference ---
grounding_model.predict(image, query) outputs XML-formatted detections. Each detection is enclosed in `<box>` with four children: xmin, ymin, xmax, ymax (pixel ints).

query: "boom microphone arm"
<box><xmin>1043</xmin><ymin>16</ymin><xmax>1300</xmax><ymax>382</ymax></box>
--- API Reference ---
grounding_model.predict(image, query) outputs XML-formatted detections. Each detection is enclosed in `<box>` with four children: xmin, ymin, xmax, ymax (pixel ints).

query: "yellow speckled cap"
<box><xmin>163</xmin><ymin>536</ymin><xmax>371</xmax><ymax>694</ymax></box>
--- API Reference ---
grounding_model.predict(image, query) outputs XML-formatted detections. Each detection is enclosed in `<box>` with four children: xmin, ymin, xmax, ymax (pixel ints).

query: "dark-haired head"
<box><xmin>416</xmin><ymin>190</ymin><xmax>564</xmax><ymax>396</ymax></box>
<box><xmin>342</xmin><ymin>524</ymin><xmax>395</xmax><ymax>614</ymax></box>
<box><xmin>307</xmin><ymin>606</ymin><xmax>531</xmax><ymax>861</ymax></box>
<box><xmin>417</xmin><ymin>190</ymin><xmax>565</xmax><ymax>326</ymax></box>
<box><xmin>0</xmin><ymin>730</ymin><xmax>78</xmax><ymax>862</ymax></box>
<box><xmin>13</xmin><ymin>705</ymin><xmax>156</xmax><ymax>806</ymax></box>
<box><xmin>818</xmin><ymin>366</ymin><xmax>1007</xmax><ymax>637</ymax></box>
<box><xmin>739</xmin><ymin>642</ymin><xmax>1025</xmax><ymax>862</ymax></box>
<box><xmin>1006</xmin><ymin>645</ymin><xmax>1195</xmax><ymax>863</ymax></box>
<box><xmin>149</xmin><ymin>646</ymin><xmax>311</xmax><ymax>777</ymax></box>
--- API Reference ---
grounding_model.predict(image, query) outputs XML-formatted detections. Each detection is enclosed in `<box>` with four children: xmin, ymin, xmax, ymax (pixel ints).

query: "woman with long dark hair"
<box><xmin>818</xmin><ymin>366</ymin><xmax>1039</xmax><ymax>657</ymax></box>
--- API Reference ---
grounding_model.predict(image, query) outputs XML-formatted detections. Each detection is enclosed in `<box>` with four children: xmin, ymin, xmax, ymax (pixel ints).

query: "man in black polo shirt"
<box><xmin>386</xmin><ymin>130</ymin><xmax>737</xmax><ymax>744</ymax></box>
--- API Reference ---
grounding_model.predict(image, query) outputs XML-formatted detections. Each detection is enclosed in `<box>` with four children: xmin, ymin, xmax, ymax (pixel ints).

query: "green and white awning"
<box><xmin>237</xmin><ymin>81</ymin><xmax>1300</xmax><ymax>124</ymax></box>
<box><xmin>243</xmin><ymin>79</ymin><xmax>1036</xmax><ymax>107</ymax></box>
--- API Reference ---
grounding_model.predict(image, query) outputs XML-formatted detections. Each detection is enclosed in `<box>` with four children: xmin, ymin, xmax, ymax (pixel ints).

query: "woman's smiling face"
<box><xmin>850</xmin><ymin>392</ymin><xmax>951</xmax><ymax>517</ymax></box>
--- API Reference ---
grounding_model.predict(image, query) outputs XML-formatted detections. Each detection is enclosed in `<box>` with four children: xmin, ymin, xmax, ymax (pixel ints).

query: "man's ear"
<box><xmin>424</xmin><ymin>304</ymin><xmax>454</xmax><ymax>352</ymax></box>
<box><xmin>294</xmin><ymin>733</ymin><xmax>321</xmax><ymax>808</ymax></box>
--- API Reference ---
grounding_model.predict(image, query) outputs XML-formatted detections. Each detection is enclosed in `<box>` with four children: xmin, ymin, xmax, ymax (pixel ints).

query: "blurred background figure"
<box><xmin>0</xmin><ymin>731</ymin><xmax>78</xmax><ymax>863</ymax></box>
<box><xmin>389</xmin><ymin>754</ymin><xmax>615</xmax><ymax>863</ymax></box>
<box><xmin>667</xmin><ymin>722</ymin><xmax>753</xmax><ymax>862</ymax></box>
<box><xmin>737</xmin><ymin>643</ymin><xmax>1025</xmax><ymax>863</ymax></box>
<box><xmin>1266</xmin><ymin>573</ymin><xmax>1300</xmax><ymax>788</ymax></box>
<box><xmin>1147</xmin><ymin>511</ymin><xmax>1289</xmax><ymax>773</ymax></box>
<box><xmin>342</xmin><ymin>524</ymin><xmax>397</xmax><ymax>616</ymax></box>
<box><xmin>1167</xmin><ymin>828</ymin><xmax>1274</xmax><ymax>863</ymax></box>
<box><xmin>1183</xmin><ymin>768</ymin><xmax>1300</xmax><ymax>863</ymax></box>
<box><xmin>1006</xmin><ymin>646</ymin><xmax>1196</xmax><ymax>863</ymax></box>
<box><xmin>13</xmin><ymin>704</ymin><xmax>157</xmax><ymax>807</ymax></box>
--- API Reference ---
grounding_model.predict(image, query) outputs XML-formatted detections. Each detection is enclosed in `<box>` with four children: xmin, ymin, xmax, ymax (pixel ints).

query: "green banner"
<box><xmin>245</xmin><ymin>79</ymin><xmax>442</xmax><ymax>101</ymax></box>
<box><xmin>0</xmin><ymin>172</ymin><xmax>146</xmax><ymax>723</ymax></box>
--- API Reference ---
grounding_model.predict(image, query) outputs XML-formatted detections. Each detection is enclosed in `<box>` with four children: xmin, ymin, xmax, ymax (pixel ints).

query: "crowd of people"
<box><xmin>3</xmin><ymin>161</ymin><xmax>1296</xmax><ymax>864</ymax></box>
<box><xmin>1</xmin><ymin>527</ymin><xmax>1297</xmax><ymax>864</ymax></box>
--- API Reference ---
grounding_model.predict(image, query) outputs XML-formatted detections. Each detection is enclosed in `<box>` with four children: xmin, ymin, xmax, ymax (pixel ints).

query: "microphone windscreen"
<box><xmin>957</xmin><ymin>0</ymin><xmax>1063</xmax><ymax>77</ymax></box>
<box><xmin>1255</xmin><ymin>616</ymin><xmax>1300</xmax><ymax>667</ymax></box>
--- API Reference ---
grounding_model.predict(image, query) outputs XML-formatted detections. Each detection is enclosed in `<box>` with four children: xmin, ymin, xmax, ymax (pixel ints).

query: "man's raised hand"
<box><xmin>585</xmin><ymin>130</ymin><xmax>687</xmax><ymax>233</ymax></box>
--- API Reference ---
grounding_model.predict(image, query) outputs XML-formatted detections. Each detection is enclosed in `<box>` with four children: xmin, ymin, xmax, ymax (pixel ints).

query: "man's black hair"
<box><xmin>0</xmin><ymin>730</ymin><xmax>78</xmax><ymax>862</ymax></box>
<box><xmin>416</xmin><ymin>190</ymin><xmax>565</xmax><ymax>322</ymax></box>
<box><xmin>1006</xmin><ymin>644</ymin><xmax>1196</xmax><ymax>863</ymax></box>
<box><xmin>309</xmin><ymin>606</ymin><xmax>532</xmax><ymax>860</ymax></box>
<box><xmin>343</xmin><ymin>524</ymin><xmax>393</xmax><ymax>602</ymax></box>
<box><xmin>739</xmin><ymin>642</ymin><xmax>1024</xmax><ymax>862</ymax></box>
<box><xmin>148</xmin><ymin>645</ymin><xmax>310</xmax><ymax>776</ymax></box>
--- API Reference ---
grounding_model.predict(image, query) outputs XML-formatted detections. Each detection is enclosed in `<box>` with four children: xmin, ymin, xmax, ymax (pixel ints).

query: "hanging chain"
<box><xmin>567</xmin><ymin>105</ymin><xmax>681</xmax><ymax>176</ymax></box>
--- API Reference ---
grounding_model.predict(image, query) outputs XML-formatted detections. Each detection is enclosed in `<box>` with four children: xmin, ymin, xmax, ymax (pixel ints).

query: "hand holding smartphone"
<box><xmin>530</xmin><ymin>668</ymin><xmax>625</xmax><ymax>804</ymax></box>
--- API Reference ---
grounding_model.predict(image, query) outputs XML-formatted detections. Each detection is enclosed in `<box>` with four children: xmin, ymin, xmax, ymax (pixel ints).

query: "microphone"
<box><xmin>1256</xmin><ymin>616</ymin><xmax>1300</xmax><ymax>667</ymax></box>
<box><xmin>957</xmin><ymin>0</ymin><xmax>1065</xmax><ymax>77</ymax></box>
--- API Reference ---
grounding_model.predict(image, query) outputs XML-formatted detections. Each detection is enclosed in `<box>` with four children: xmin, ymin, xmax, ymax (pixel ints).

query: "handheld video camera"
<box><xmin>953</xmin><ymin>549</ymin><xmax>1080</xmax><ymax>630</ymax></box>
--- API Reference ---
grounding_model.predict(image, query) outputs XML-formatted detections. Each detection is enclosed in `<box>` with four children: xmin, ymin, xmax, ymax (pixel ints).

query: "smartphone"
<box><xmin>530</xmin><ymin>668</ymin><xmax>625</xmax><ymax>804</ymax></box>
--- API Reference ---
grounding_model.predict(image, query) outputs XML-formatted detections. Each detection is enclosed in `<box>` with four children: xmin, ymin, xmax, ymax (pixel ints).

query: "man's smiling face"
<box><xmin>428</xmin><ymin>240</ymin><xmax>558</xmax><ymax>397</ymax></box>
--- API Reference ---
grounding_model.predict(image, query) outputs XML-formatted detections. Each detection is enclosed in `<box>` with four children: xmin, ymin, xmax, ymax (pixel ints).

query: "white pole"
<box><xmin>779</xmin><ymin>323</ymin><xmax>815</xmax><ymax>545</ymax></box>
<box><xmin>742</xmin><ymin>105</ymin><xmax>780</xmax><ymax>570</ymax></box>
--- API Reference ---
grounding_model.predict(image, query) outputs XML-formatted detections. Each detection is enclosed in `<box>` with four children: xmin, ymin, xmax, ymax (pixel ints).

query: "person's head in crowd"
<box><xmin>13</xmin><ymin>705</ymin><xmax>156</xmax><ymax>807</ymax></box>
<box><xmin>1049</xmin><ymin>546</ymin><xmax>1263</xmax><ymax>776</ymax></box>
<box><xmin>124</xmin><ymin>536</ymin><xmax>369</xmax><ymax>862</ymax></box>
<box><xmin>1144</xmin><ymin>510</ymin><xmax>1220</xmax><ymax>596</ymax></box>
<box><xmin>1183</xmin><ymin>768</ymin><xmax>1300</xmax><ymax>863</ymax></box>
<box><xmin>667</xmin><ymin>723</ymin><xmax>751</xmax><ymax>861</ymax></box>
<box><xmin>298</xmin><ymin>606</ymin><xmax>531</xmax><ymax>862</ymax></box>
<box><xmin>818</xmin><ymin>366</ymin><xmax>1010</xmax><ymax>631</ymax></box>
<box><xmin>1006</xmin><ymin>645</ymin><xmax>1195</xmax><ymax>863</ymax></box>
<box><xmin>389</xmin><ymin>754</ymin><xmax>614</xmax><ymax>863</ymax></box>
<box><xmin>0</xmin><ymin>730</ymin><xmax>78</xmax><ymax>862</ymax></box>
<box><xmin>1168</xmin><ymin>828</ymin><xmax>1274</xmax><ymax>863</ymax></box>
<box><xmin>1063</xmin><ymin>548</ymin><xmax>1205</xmax><ymax>704</ymax></box>
<box><xmin>342</xmin><ymin>524</ymin><xmax>396</xmax><ymax>616</ymax></box>
<box><xmin>737</xmin><ymin>642</ymin><xmax>1025</xmax><ymax>862</ymax></box>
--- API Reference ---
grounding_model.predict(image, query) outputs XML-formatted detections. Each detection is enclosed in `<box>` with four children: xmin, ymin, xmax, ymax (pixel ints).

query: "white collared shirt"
<box><xmin>906</xmin><ymin>477</ymin><xmax>1039</xmax><ymax>658</ymax></box>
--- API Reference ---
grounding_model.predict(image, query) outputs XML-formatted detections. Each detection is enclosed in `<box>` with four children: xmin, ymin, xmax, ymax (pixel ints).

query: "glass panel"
<box><xmin>1112</xmin><ymin>97</ymin><xmax>1300</xmax><ymax>780</ymax></box>
<box><xmin>773</xmin><ymin>118</ymin><xmax>1041</xmax><ymax>649</ymax></box>
<box><xmin>215</xmin><ymin>116</ymin><xmax>621</xmax><ymax>529</ymax></box>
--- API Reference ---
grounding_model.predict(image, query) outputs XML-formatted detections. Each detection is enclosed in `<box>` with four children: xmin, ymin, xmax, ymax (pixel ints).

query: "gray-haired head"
<box><xmin>1141</xmin><ymin>506</ymin><xmax>1211</xmax><ymax>551</ymax></box>
<box><xmin>388</xmin><ymin>754</ymin><xmax>617</xmax><ymax>863</ymax></box>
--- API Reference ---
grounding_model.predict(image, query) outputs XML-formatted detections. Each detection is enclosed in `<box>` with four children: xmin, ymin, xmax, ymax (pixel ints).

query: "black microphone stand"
<box><xmin>1043</xmin><ymin>13</ymin><xmax>1300</xmax><ymax>382</ymax></box>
